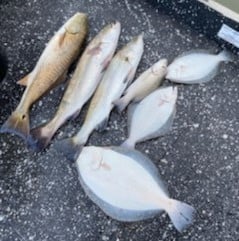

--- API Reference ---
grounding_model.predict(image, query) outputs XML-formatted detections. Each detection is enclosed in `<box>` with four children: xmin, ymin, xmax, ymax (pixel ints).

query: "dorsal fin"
<box><xmin>17</xmin><ymin>73</ymin><xmax>30</xmax><ymax>86</ymax></box>
<box><xmin>58</xmin><ymin>32</ymin><xmax>67</xmax><ymax>47</ymax></box>
<box><xmin>127</xmin><ymin>102</ymin><xmax>138</xmax><ymax>135</ymax></box>
<box><xmin>173</xmin><ymin>49</ymin><xmax>213</xmax><ymax>62</ymax></box>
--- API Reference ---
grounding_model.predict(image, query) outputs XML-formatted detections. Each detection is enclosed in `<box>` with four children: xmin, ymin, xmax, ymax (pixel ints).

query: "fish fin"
<box><xmin>95</xmin><ymin>117</ymin><xmax>109</xmax><ymax>132</ymax></box>
<box><xmin>111</xmin><ymin>146</ymin><xmax>169</xmax><ymax>195</ymax></box>
<box><xmin>133</xmin><ymin>95</ymin><xmax>144</xmax><ymax>102</ymax></box>
<box><xmin>17</xmin><ymin>74</ymin><xmax>30</xmax><ymax>86</ymax></box>
<box><xmin>28</xmin><ymin>124</ymin><xmax>54</xmax><ymax>151</ymax></box>
<box><xmin>121</xmin><ymin>139</ymin><xmax>135</xmax><ymax>149</ymax></box>
<box><xmin>101</xmin><ymin>53</ymin><xmax>112</xmax><ymax>71</ymax></box>
<box><xmin>217</xmin><ymin>49</ymin><xmax>233</xmax><ymax>62</ymax></box>
<box><xmin>113</xmin><ymin>97</ymin><xmax>129</xmax><ymax>113</ymax></box>
<box><xmin>78</xmin><ymin>170</ymin><xmax>162</xmax><ymax>222</ymax></box>
<box><xmin>139</xmin><ymin>108</ymin><xmax>176</xmax><ymax>142</ymax></box>
<box><xmin>166</xmin><ymin>199</ymin><xmax>195</xmax><ymax>232</ymax></box>
<box><xmin>54</xmin><ymin>137</ymin><xmax>83</xmax><ymax>161</ymax></box>
<box><xmin>127</xmin><ymin>102</ymin><xmax>138</xmax><ymax>135</ymax></box>
<box><xmin>58</xmin><ymin>31</ymin><xmax>67</xmax><ymax>47</ymax></box>
<box><xmin>0</xmin><ymin>110</ymin><xmax>30</xmax><ymax>140</ymax></box>
<box><xmin>51</xmin><ymin>71</ymin><xmax>68</xmax><ymax>89</ymax></box>
<box><xmin>56</xmin><ymin>71</ymin><xmax>67</xmax><ymax>85</ymax></box>
<box><xmin>87</xmin><ymin>43</ymin><xmax>102</xmax><ymax>56</ymax></box>
<box><xmin>126</xmin><ymin>67</ymin><xmax>137</xmax><ymax>86</ymax></box>
<box><xmin>168</xmin><ymin>65</ymin><xmax>220</xmax><ymax>84</ymax></box>
<box><xmin>173</xmin><ymin>49</ymin><xmax>212</xmax><ymax>61</ymax></box>
<box><xmin>70</xmin><ymin>108</ymin><xmax>82</xmax><ymax>120</ymax></box>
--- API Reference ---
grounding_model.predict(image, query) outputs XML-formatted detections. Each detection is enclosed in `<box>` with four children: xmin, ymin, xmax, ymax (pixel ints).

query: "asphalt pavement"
<box><xmin>0</xmin><ymin>0</ymin><xmax>238</xmax><ymax>240</ymax></box>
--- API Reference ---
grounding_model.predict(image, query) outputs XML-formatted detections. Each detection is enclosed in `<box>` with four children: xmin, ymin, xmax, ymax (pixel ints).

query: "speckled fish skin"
<box><xmin>68</xmin><ymin>34</ymin><xmax>144</xmax><ymax>148</ymax></box>
<box><xmin>122</xmin><ymin>86</ymin><xmax>177</xmax><ymax>149</ymax></box>
<box><xmin>76</xmin><ymin>146</ymin><xmax>195</xmax><ymax>232</ymax></box>
<box><xmin>0</xmin><ymin>12</ymin><xmax>88</xmax><ymax>140</ymax></box>
<box><xmin>29</xmin><ymin>22</ymin><xmax>121</xmax><ymax>151</ymax></box>
<box><xmin>166</xmin><ymin>49</ymin><xmax>232</xmax><ymax>84</ymax></box>
<box><xmin>114</xmin><ymin>58</ymin><xmax>168</xmax><ymax>112</ymax></box>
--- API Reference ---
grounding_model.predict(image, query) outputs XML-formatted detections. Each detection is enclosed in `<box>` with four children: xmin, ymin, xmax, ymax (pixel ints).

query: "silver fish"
<box><xmin>122</xmin><ymin>86</ymin><xmax>177</xmax><ymax>149</ymax></box>
<box><xmin>29</xmin><ymin>22</ymin><xmax>121</xmax><ymax>150</ymax></box>
<box><xmin>166</xmin><ymin>49</ymin><xmax>232</xmax><ymax>84</ymax></box>
<box><xmin>114</xmin><ymin>58</ymin><xmax>168</xmax><ymax>112</ymax></box>
<box><xmin>76</xmin><ymin>146</ymin><xmax>195</xmax><ymax>232</ymax></box>
<box><xmin>54</xmin><ymin>35</ymin><xmax>144</xmax><ymax>159</ymax></box>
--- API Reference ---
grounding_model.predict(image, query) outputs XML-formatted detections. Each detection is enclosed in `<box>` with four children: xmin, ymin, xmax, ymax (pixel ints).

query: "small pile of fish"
<box><xmin>1</xmin><ymin>13</ymin><xmax>88</xmax><ymax>140</ymax></box>
<box><xmin>0</xmin><ymin>11</ymin><xmax>233</xmax><ymax>232</ymax></box>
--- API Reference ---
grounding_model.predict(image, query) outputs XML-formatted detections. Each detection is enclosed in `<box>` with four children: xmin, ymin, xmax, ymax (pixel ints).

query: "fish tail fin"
<box><xmin>218</xmin><ymin>49</ymin><xmax>233</xmax><ymax>62</ymax></box>
<box><xmin>28</xmin><ymin>124</ymin><xmax>55</xmax><ymax>151</ymax></box>
<box><xmin>166</xmin><ymin>199</ymin><xmax>196</xmax><ymax>232</ymax></box>
<box><xmin>0</xmin><ymin>110</ymin><xmax>30</xmax><ymax>140</ymax></box>
<box><xmin>54</xmin><ymin>137</ymin><xmax>83</xmax><ymax>161</ymax></box>
<box><xmin>121</xmin><ymin>138</ymin><xmax>135</xmax><ymax>149</ymax></box>
<box><xmin>114</xmin><ymin>97</ymin><xmax>129</xmax><ymax>113</ymax></box>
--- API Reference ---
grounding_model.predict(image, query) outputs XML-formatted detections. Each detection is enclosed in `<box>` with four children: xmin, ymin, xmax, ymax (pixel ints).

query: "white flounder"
<box><xmin>166</xmin><ymin>50</ymin><xmax>232</xmax><ymax>84</ymax></box>
<box><xmin>76</xmin><ymin>146</ymin><xmax>195</xmax><ymax>232</ymax></box>
<box><xmin>123</xmin><ymin>86</ymin><xmax>177</xmax><ymax>149</ymax></box>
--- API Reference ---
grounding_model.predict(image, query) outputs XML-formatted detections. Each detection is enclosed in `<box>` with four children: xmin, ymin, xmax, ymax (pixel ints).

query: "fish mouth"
<box><xmin>65</xmin><ymin>12</ymin><xmax>88</xmax><ymax>34</ymax></box>
<box><xmin>104</xmin><ymin>21</ymin><xmax>121</xmax><ymax>32</ymax></box>
<box><xmin>151</xmin><ymin>59</ymin><xmax>168</xmax><ymax>75</ymax></box>
<box><xmin>110</xmin><ymin>21</ymin><xmax>120</xmax><ymax>28</ymax></box>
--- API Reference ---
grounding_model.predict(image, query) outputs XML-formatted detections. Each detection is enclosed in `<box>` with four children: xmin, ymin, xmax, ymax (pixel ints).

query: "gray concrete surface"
<box><xmin>0</xmin><ymin>0</ymin><xmax>238</xmax><ymax>240</ymax></box>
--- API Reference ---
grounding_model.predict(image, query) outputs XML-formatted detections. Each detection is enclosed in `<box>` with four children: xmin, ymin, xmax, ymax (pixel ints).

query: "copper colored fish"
<box><xmin>1</xmin><ymin>12</ymin><xmax>88</xmax><ymax>140</ymax></box>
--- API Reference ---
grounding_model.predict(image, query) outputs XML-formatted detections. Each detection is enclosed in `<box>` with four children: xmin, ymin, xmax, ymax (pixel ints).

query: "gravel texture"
<box><xmin>0</xmin><ymin>0</ymin><xmax>239</xmax><ymax>240</ymax></box>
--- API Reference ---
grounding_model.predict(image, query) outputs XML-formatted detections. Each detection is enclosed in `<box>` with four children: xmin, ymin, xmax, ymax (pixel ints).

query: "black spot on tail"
<box><xmin>0</xmin><ymin>111</ymin><xmax>30</xmax><ymax>141</ymax></box>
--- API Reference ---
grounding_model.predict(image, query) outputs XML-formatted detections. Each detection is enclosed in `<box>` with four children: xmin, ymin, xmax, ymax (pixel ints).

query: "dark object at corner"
<box><xmin>0</xmin><ymin>49</ymin><xmax>8</xmax><ymax>81</ymax></box>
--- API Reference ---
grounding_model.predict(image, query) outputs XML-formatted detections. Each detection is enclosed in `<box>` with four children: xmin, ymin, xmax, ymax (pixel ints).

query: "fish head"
<box><xmin>166</xmin><ymin>61</ymin><xmax>184</xmax><ymax>80</ymax></box>
<box><xmin>64</xmin><ymin>12</ymin><xmax>88</xmax><ymax>34</ymax></box>
<box><xmin>77</xmin><ymin>146</ymin><xmax>104</xmax><ymax>171</ymax></box>
<box><xmin>116</xmin><ymin>34</ymin><xmax>144</xmax><ymax>82</ymax></box>
<box><xmin>151</xmin><ymin>58</ymin><xmax>168</xmax><ymax>76</ymax></box>
<box><xmin>86</xmin><ymin>21</ymin><xmax>121</xmax><ymax>60</ymax></box>
<box><xmin>158</xmin><ymin>86</ymin><xmax>178</xmax><ymax>103</ymax></box>
<box><xmin>123</xmin><ymin>34</ymin><xmax>144</xmax><ymax>64</ymax></box>
<box><xmin>97</xmin><ymin>21</ymin><xmax>121</xmax><ymax>45</ymax></box>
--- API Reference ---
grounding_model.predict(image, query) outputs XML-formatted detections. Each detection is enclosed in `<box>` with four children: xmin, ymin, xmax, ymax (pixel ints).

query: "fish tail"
<box><xmin>218</xmin><ymin>49</ymin><xmax>233</xmax><ymax>62</ymax></box>
<box><xmin>54</xmin><ymin>137</ymin><xmax>83</xmax><ymax>161</ymax></box>
<box><xmin>114</xmin><ymin>97</ymin><xmax>130</xmax><ymax>113</ymax></box>
<box><xmin>166</xmin><ymin>199</ymin><xmax>196</xmax><ymax>232</ymax></box>
<box><xmin>121</xmin><ymin>138</ymin><xmax>135</xmax><ymax>149</ymax></box>
<box><xmin>28</xmin><ymin>124</ymin><xmax>55</xmax><ymax>151</ymax></box>
<box><xmin>0</xmin><ymin>110</ymin><xmax>30</xmax><ymax>140</ymax></box>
